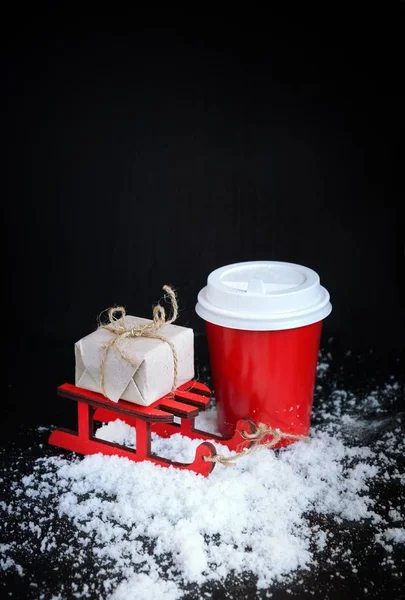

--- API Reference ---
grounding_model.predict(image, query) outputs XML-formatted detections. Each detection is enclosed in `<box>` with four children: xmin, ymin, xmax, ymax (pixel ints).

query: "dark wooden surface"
<box><xmin>2</xmin><ymin>337</ymin><xmax>405</xmax><ymax>599</ymax></box>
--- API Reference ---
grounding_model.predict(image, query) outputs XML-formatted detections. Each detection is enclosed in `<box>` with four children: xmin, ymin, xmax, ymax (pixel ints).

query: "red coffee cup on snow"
<box><xmin>196</xmin><ymin>261</ymin><xmax>332</xmax><ymax>443</ymax></box>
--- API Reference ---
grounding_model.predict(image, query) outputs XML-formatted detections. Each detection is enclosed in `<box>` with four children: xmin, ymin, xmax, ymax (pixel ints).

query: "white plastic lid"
<box><xmin>196</xmin><ymin>261</ymin><xmax>332</xmax><ymax>331</ymax></box>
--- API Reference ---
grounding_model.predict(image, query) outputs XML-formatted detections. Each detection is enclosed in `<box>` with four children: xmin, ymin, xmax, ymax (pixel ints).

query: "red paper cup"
<box><xmin>196</xmin><ymin>261</ymin><xmax>332</xmax><ymax>444</ymax></box>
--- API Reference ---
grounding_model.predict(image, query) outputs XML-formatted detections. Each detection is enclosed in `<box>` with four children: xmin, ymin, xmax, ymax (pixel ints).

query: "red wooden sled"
<box><xmin>48</xmin><ymin>381</ymin><xmax>255</xmax><ymax>476</ymax></box>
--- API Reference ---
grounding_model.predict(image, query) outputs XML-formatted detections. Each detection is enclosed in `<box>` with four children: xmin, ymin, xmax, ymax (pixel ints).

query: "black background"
<box><xmin>6</xmin><ymin>16</ymin><xmax>404</xmax><ymax>367</ymax></box>
<box><xmin>3</xmin><ymin>13</ymin><xmax>405</xmax><ymax>600</ymax></box>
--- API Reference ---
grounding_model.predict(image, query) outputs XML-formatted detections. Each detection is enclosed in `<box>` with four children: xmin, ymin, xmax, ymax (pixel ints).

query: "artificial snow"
<box><xmin>1</xmin><ymin>354</ymin><xmax>404</xmax><ymax>599</ymax></box>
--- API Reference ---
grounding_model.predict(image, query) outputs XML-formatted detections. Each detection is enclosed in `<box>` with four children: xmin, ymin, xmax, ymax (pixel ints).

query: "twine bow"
<box><xmin>205</xmin><ymin>423</ymin><xmax>310</xmax><ymax>467</ymax></box>
<box><xmin>99</xmin><ymin>285</ymin><xmax>179</xmax><ymax>398</ymax></box>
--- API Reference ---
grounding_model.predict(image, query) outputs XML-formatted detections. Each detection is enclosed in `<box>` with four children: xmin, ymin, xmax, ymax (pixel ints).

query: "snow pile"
<box><xmin>1</xmin><ymin>354</ymin><xmax>404</xmax><ymax>599</ymax></box>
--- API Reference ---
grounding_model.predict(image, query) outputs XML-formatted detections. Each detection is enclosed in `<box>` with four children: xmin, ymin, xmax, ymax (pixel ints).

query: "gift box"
<box><xmin>75</xmin><ymin>316</ymin><xmax>194</xmax><ymax>405</ymax></box>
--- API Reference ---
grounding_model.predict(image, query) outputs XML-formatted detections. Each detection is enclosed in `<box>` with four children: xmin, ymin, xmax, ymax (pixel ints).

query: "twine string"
<box><xmin>99</xmin><ymin>285</ymin><xmax>179</xmax><ymax>397</ymax></box>
<box><xmin>205</xmin><ymin>423</ymin><xmax>310</xmax><ymax>466</ymax></box>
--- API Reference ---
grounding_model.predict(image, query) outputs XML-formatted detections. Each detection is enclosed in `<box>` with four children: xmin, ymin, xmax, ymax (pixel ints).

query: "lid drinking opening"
<box><xmin>221</xmin><ymin>264</ymin><xmax>306</xmax><ymax>294</ymax></box>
